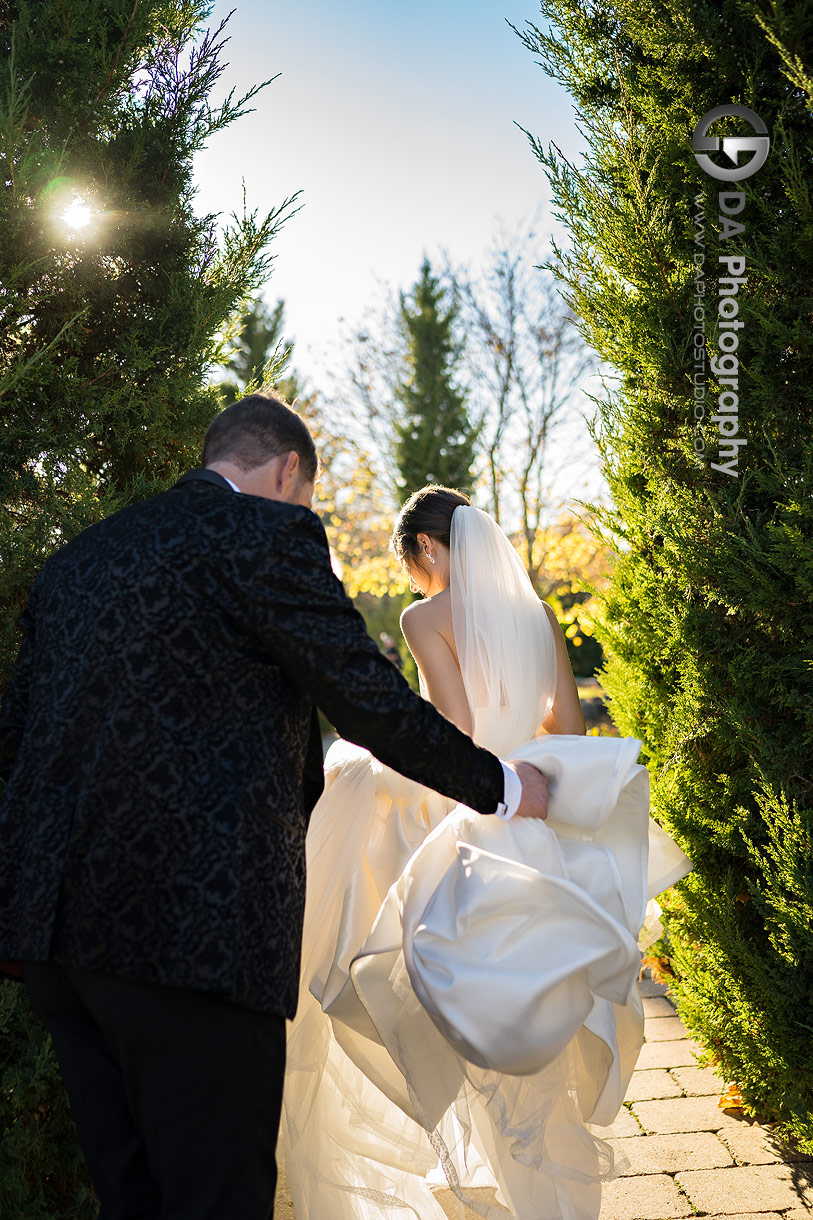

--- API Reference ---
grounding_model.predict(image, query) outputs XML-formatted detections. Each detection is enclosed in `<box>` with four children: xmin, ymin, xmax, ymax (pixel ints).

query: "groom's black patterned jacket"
<box><xmin>0</xmin><ymin>470</ymin><xmax>504</xmax><ymax>1017</ymax></box>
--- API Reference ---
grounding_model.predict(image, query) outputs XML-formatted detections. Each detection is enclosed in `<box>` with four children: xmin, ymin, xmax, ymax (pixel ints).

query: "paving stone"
<box><xmin>602</xmin><ymin>1104</ymin><xmax>646</xmax><ymax>1138</ymax></box>
<box><xmin>599</xmin><ymin>1172</ymin><xmax>694</xmax><ymax>1218</ymax></box>
<box><xmin>274</xmin><ymin>1141</ymin><xmax>296</xmax><ymax>1219</ymax></box>
<box><xmin>669</xmin><ymin>1064</ymin><xmax>725</xmax><ymax>1095</ymax></box>
<box><xmin>625</xmin><ymin>1069</ymin><xmax>684</xmax><ymax>1101</ymax></box>
<box><xmin>782</xmin><ymin>1211</ymin><xmax>813</xmax><ymax>1219</ymax></box>
<box><xmin>644</xmin><ymin>1014</ymin><xmax>689</xmax><ymax>1041</ymax></box>
<box><xmin>632</xmin><ymin>1095</ymin><xmax>742</xmax><ymax>1135</ymax></box>
<box><xmin>700</xmin><ymin>1214</ymin><xmax>783</xmax><ymax>1219</ymax></box>
<box><xmin>435</xmin><ymin>1186</ymin><xmax>499</xmax><ymax>1218</ymax></box>
<box><xmin>636</xmin><ymin>1039</ymin><xmax>702</xmax><ymax>1070</ymax></box>
<box><xmin>273</xmin><ymin>1187</ymin><xmax>295</xmax><ymax>1220</ymax></box>
<box><xmin>637</xmin><ymin>977</ymin><xmax>669</xmax><ymax>998</ymax></box>
<box><xmin>716</xmin><ymin>1122</ymin><xmax>813</xmax><ymax>1166</ymax></box>
<box><xmin>642</xmin><ymin>994</ymin><xmax>676</xmax><ymax>1018</ymax></box>
<box><xmin>675</xmin><ymin>1164</ymin><xmax>813</xmax><ymax>1214</ymax></box>
<box><xmin>610</xmin><ymin>1131</ymin><xmax>735</xmax><ymax>1175</ymax></box>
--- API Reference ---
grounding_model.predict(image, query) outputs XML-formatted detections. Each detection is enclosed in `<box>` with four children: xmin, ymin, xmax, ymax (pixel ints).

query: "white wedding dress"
<box><xmin>282</xmin><ymin>507</ymin><xmax>692</xmax><ymax>1220</ymax></box>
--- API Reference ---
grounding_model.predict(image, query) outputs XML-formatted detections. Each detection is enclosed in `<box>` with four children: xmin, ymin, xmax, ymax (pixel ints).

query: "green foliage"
<box><xmin>0</xmin><ymin>3</ymin><xmax>297</xmax><ymax>1209</ymax></box>
<box><xmin>394</xmin><ymin>257</ymin><xmax>479</xmax><ymax>497</ymax></box>
<box><xmin>565</xmin><ymin>621</ymin><xmax>602</xmax><ymax>677</ymax></box>
<box><xmin>353</xmin><ymin>590</ymin><xmax>419</xmax><ymax>690</ymax></box>
<box><xmin>0</xmin><ymin>982</ymin><xmax>96</xmax><ymax>1218</ymax></box>
<box><xmin>518</xmin><ymin>0</ymin><xmax>813</xmax><ymax>1146</ymax></box>
<box><xmin>0</xmin><ymin>0</ymin><xmax>299</xmax><ymax>692</ymax></box>
<box><xmin>215</xmin><ymin>295</ymin><xmax>301</xmax><ymax>405</ymax></box>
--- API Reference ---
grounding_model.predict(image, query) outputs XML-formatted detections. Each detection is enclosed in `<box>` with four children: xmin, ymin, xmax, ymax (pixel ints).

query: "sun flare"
<box><xmin>62</xmin><ymin>197</ymin><xmax>93</xmax><ymax>230</ymax></box>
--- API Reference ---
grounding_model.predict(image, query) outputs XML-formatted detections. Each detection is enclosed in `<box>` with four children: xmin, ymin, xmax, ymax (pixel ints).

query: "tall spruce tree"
<box><xmin>0</xmin><ymin>3</ymin><xmax>297</xmax><ymax>1211</ymax></box>
<box><xmin>394</xmin><ymin>257</ymin><xmax>478</xmax><ymax>497</ymax></box>
<box><xmin>216</xmin><ymin>295</ymin><xmax>301</xmax><ymax>406</ymax></box>
<box><xmin>517</xmin><ymin>0</ymin><xmax>813</xmax><ymax>1146</ymax></box>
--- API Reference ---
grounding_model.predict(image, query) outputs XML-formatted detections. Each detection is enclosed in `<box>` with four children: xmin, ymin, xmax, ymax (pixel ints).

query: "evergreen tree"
<box><xmin>216</xmin><ymin>295</ymin><xmax>301</xmax><ymax>405</ymax></box>
<box><xmin>517</xmin><ymin>0</ymin><xmax>813</xmax><ymax>1146</ymax></box>
<box><xmin>0</xmin><ymin>3</ymin><xmax>297</xmax><ymax>1211</ymax></box>
<box><xmin>394</xmin><ymin>257</ymin><xmax>478</xmax><ymax>497</ymax></box>
<box><xmin>0</xmin><ymin>0</ymin><xmax>298</xmax><ymax>694</ymax></box>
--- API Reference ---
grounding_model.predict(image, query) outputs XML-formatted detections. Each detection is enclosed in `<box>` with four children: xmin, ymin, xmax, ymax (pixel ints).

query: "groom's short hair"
<box><xmin>203</xmin><ymin>394</ymin><xmax>319</xmax><ymax>482</ymax></box>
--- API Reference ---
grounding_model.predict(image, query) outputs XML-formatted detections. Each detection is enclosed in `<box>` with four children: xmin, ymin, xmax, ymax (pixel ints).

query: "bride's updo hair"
<box><xmin>391</xmin><ymin>485</ymin><xmax>471</xmax><ymax>577</ymax></box>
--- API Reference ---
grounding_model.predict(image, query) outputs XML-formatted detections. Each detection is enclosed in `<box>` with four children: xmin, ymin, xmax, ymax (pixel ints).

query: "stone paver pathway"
<box><xmin>597</xmin><ymin>976</ymin><xmax>813</xmax><ymax>1220</ymax></box>
<box><xmin>273</xmin><ymin>976</ymin><xmax>813</xmax><ymax>1218</ymax></box>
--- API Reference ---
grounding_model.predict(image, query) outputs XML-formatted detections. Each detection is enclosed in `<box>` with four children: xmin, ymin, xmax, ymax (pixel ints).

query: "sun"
<box><xmin>62</xmin><ymin>197</ymin><xmax>93</xmax><ymax>230</ymax></box>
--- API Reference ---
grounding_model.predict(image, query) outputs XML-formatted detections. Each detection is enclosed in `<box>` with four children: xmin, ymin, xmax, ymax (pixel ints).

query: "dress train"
<box><xmin>282</xmin><ymin>733</ymin><xmax>691</xmax><ymax>1219</ymax></box>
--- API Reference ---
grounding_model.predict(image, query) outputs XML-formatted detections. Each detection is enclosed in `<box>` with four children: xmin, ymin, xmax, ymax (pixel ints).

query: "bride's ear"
<box><xmin>416</xmin><ymin>533</ymin><xmax>436</xmax><ymax>565</ymax></box>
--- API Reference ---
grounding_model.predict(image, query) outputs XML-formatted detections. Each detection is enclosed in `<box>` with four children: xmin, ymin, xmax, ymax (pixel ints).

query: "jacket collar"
<box><xmin>173</xmin><ymin>468</ymin><xmax>237</xmax><ymax>493</ymax></box>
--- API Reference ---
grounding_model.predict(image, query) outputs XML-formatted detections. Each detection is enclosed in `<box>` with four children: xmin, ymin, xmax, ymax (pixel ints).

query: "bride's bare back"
<box><xmin>401</xmin><ymin>590</ymin><xmax>585</xmax><ymax>738</ymax></box>
<box><xmin>401</xmin><ymin>589</ymin><xmax>472</xmax><ymax>734</ymax></box>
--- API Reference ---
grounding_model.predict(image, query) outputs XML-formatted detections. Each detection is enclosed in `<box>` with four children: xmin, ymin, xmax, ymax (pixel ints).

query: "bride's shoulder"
<box><xmin>400</xmin><ymin>589</ymin><xmax>452</xmax><ymax>639</ymax></box>
<box><xmin>400</xmin><ymin>590</ymin><xmax>461</xmax><ymax>677</ymax></box>
<box><xmin>540</xmin><ymin>600</ymin><xmax>559</xmax><ymax>627</ymax></box>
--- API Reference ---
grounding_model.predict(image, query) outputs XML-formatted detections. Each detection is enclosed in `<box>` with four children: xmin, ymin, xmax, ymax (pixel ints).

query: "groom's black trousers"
<box><xmin>24</xmin><ymin>960</ymin><xmax>287</xmax><ymax>1220</ymax></box>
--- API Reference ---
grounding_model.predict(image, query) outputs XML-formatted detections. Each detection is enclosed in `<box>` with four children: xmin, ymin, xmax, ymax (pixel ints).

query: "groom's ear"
<box><xmin>278</xmin><ymin>450</ymin><xmax>315</xmax><ymax>507</ymax></box>
<box><xmin>274</xmin><ymin>450</ymin><xmax>300</xmax><ymax>496</ymax></box>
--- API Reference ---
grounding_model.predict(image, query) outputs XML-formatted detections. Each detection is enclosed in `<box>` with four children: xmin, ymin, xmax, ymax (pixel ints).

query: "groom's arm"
<box><xmin>248</xmin><ymin>508</ymin><xmax>508</xmax><ymax>816</ymax></box>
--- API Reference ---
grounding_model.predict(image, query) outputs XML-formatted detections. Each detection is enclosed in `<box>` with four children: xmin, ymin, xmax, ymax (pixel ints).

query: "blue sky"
<box><xmin>192</xmin><ymin>1</ymin><xmax>605</xmax><ymax>500</ymax></box>
<box><xmin>193</xmin><ymin>0</ymin><xmax>585</xmax><ymax>366</ymax></box>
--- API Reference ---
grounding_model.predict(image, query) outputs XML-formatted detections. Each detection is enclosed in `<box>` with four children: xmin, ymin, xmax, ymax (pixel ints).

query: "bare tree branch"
<box><xmin>446</xmin><ymin>221</ymin><xmax>596</xmax><ymax>580</ymax></box>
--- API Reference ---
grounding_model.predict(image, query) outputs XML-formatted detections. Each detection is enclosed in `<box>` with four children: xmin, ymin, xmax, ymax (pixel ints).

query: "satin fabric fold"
<box><xmin>283</xmin><ymin>733</ymin><xmax>692</xmax><ymax>1220</ymax></box>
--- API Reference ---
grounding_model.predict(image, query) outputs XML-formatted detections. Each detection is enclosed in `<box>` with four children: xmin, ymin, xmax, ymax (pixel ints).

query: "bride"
<box><xmin>281</xmin><ymin>486</ymin><xmax>691</xmax><ymax>1220</ymax></box>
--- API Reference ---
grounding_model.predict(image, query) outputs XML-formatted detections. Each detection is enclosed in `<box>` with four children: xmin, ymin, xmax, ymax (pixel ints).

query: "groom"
<box><xmin>0</xmin><ymin>393</ymin><xmax>549</xmax><ymax>1220</ymax></box>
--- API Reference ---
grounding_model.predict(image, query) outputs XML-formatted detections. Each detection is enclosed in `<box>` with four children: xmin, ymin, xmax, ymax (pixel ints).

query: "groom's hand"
<box><xmin>507</xmin><ymin>761</ymin><xmax>549</xmax><ymax>819</ymax></box>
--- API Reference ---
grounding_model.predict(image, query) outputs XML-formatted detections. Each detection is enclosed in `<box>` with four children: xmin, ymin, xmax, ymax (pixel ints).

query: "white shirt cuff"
<box><xmin>495</xmin><ymin>762</ymin><xmax>522</xmax><ymax>820</ymax></box>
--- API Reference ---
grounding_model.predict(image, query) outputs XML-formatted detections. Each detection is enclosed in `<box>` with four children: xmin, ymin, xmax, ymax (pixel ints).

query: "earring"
<box><xmin>426</xmin><ymin>552</ymin><xmax>435</xmax><ymax>565</ymax></box>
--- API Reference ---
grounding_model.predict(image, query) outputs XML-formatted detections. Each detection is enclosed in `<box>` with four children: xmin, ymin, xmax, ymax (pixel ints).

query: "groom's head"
<box><xmin>203</xmin><ymin>394</ymin><xmax>319</xmax><ymax>507</ymax></box>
